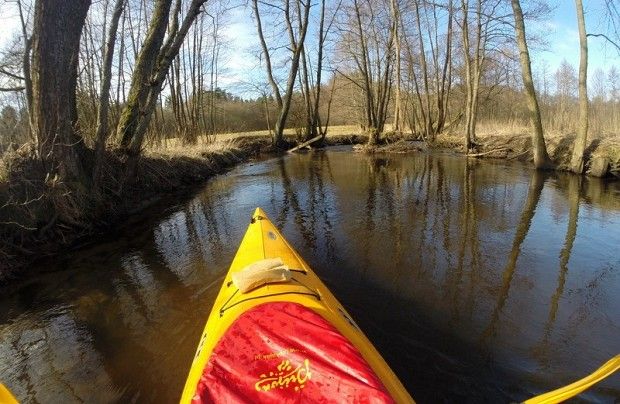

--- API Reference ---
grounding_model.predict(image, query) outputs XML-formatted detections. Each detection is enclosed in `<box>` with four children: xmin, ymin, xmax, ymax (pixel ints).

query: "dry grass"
<box><xmin>150</xmin><ymin>125</ymin><xmax>363</xmax><ymax>148</ymax></box>
<box><xmin>151</xmin><ymin>122</ymin><xmax>620</xmax><ymax>176</ymax></box>
<box><xmin>145</xmin><ymin>138</ymin><xmax>250</xmax><ymax>159</ymax></box>
<box><xmin>170</xmin><ymin>123</ymin><xmax>619</xmax><ymax>175</ymax></box>
<box><xmin>0</xmin><ymin>138</ymin><xmax>266</xmax><ymax>282</ymax></box>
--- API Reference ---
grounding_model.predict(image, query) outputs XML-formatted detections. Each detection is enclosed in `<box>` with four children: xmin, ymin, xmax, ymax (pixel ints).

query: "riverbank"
<box><xmin>0</xmin><ymin>137</ymin><xmax>272</xmax><ymax>283</ymax></box>
<box><xmin>351</xmin><ymin>125</ymin><xmax>619</xmax><ymax>178</ymax></box>
<box><xmin>0</xmin><ymin>132</ymin><xmax>374</xmax><ymax>283</ymax></box>
<box><xmin>433</xmin><ymin>130</ymin><xmax>620</xmax><ymax>177</ymax></box>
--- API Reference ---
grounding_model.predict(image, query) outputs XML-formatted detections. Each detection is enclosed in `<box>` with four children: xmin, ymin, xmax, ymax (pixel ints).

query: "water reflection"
<box><xmin>482</xmin><ymin>170</ymin><xmax>546</xmax><ymax>341</ymax></box>
<box><xmin>540</xmin><ymin>175</ymin><xmax>580</xmax><ymax>356</ymax></box>
<box><xmin>0</xmin><ymin>308</ymin><xmax>120</xmax><ymax>403</ymax></box>
<box><xmin>276</xmin><ymin>157</ymin><xmax>317</xmax><ymax>250</ymax></box>
<box><xmin>0</xmin><ymin>150</ymin><xmax>619</xmax><ymax>403</ymax></box>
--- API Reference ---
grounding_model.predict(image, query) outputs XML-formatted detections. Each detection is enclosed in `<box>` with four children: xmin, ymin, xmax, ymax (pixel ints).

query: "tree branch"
<box><xmin>0</xmin><ymin>68</ymin><xmax>25</xmax><ymax>81</ymax></box>
<box><xmin>0</xmin><ymin>86</ymin><xmax>25</xmax><ymax>92</ymax></box>
<box><xmin>587</xmin><ymin>32</ymin><xmax>620</xmax><ymax>53</ymax></box>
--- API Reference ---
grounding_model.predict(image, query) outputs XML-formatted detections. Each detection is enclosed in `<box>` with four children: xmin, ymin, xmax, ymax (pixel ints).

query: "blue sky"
<box><xmin>532</xmin><ymin>1</ymin><xmax>620</xmax><ymax>72</ymax></box>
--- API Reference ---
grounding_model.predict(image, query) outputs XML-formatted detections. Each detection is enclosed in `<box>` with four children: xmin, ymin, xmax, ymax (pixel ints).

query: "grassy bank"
<box><xmin>0</xmin><ymin>137</ymin><xmax>273</xmax><ymax>283</ymax></box>
<box><xmin>168</xmin><ymin>124</ymin><xmax>619</xmax><ymax>177</ymax></box>
<box><xmin>338</xmin><ymin>122</ymin><xmax>619</xmax><ymax>177</ymax></box>
<box><xmin>0</xmin><ymin>130</ymin><xmax>372</xmax><ymax>283</ymax></box>
<box><xmin>434</xmin><ymin>123</ymin><xmax>620</xmax><ymax>177</ymax></box>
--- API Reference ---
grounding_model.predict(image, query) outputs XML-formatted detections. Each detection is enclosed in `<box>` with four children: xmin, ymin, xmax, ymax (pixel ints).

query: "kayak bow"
<box><xmin>0</xmin><ymin>383</ymin><xmax>18</xmax><ymax>404</ymax></box>
<box><xmin>179</xmin><ymin>208</ymin><xmax>414</xmax><ymax>403</ymax></box>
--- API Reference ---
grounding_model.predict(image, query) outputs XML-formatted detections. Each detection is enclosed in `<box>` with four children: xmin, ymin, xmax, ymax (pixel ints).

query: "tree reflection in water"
<box><xmin>482</xmin><ymin>170</ymin><xmax>546</xmax><ymax>341</ymax></box>
<box><xmin>0</xmin><ymin>150</ymin><xmax>618</xmax><ymax>402</ymax></box>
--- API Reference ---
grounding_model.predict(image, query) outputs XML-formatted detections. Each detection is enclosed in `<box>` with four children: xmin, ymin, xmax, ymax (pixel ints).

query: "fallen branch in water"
<box><xmin>467</xmin><ymin>147</ymin><xmax>510</xmax><ymax>158</ymax></box>
<box><xmin>508</xmin><ymin>148</ymin><xmax>531</xmax><ymax>160</ymax></box>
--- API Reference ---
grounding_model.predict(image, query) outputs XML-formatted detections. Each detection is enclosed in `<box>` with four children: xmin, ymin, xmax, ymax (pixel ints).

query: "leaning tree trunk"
<box><xmin>570</xmin><ymin>0</ymin><xmax>589</xmax><ymax>174</ymax></box>
<box><xmin>116</xmin><ymin>0</ymin><xmax>206</xmax><ymax>160</ymax></box>
<box><xmin>511</xmin><ymin>0</ymin><xmax>552</xmax><ymax>169</ymax></box>
<box><xmin>31</xmin><ymin>0</ymin><xmax>91</xmax><ymax>183</ymax></box>
<box><xmin>117</xmin><ymin>0</ymin><xmax>174</xmax><ymax>150</ymax></box>
<box><xmin>125</xmin><ymin>0</ymin><xmax>207</xmax><ymax>156</ymax></box>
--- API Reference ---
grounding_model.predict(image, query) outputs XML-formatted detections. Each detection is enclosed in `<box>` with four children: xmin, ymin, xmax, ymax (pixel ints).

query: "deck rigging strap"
<box><xmin>231</xmin><ymin>257</ymin><xmax>291</xmax><ymax>293</ymax></box>
<box><xmin>220</xmin><ymin>258</ymin><xmax>318</xmax><ymax>317</ymax></box>
<box><xmin>220</xmin><ymin>276</ymin><xmax>320</xmax><ymax>317</ymax></box>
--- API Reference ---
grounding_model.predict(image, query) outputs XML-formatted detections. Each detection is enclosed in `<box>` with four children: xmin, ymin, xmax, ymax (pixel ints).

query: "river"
<box><xmin>1</xmin><ymin>148</ymin><xmax>619</xmax><ymax>403</ymax></box>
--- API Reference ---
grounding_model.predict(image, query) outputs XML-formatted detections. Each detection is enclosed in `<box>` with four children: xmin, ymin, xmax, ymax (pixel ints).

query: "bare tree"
<box><xmin>391</xmin><ymin>0</ymin><xmax>403</xmax><ymax>133</ymax></box>
<box><xmin>338</xmin><ymin>0</ymin><xmax>396</xmax><ymax>145</ymax></box>
<box><xmin>297</xmin><ymin>0</ymin><xmax>341</xmax><ymax>140</ymax></box>
<box><xmin>16</xmin><ymin>0</ymin><xmax>33</xmax><ymax>129</ymax></box>
<box><xmin>459</xmin><ymin>0</ymin><xmax>485</xmax><ymax>152</ymax></box>
<box><xmin>570</xmin><ymin>0</ymin><xmax>589</xmax><ymax>174</ymax></box>
<box><xmin>0</xmin><ymin>1</ymin><xmax>33</xmax><ymax>135</ymax></box>
<box><xmin>252</xmin><ymin>0</ymin><xmax>312</xmax><ymax>146</ymax></box>
<box><xmin>510</xmin><ymin>0</ymin><xmax>552</xmax><ymax>169</ymax></box>
<box><xmin>93</xmin><ymin>0</ymin><xmax>126</xmax><ymax>186</ymax></box>
<box><xmin>116</xmin><ymin>0</ymin><xmax>207</xmax><ymax>162</ymax></box>
<box><xmin>401</xmin><ymin>0</ymin><xmax>454</xmax><ymax>142</ymax></box>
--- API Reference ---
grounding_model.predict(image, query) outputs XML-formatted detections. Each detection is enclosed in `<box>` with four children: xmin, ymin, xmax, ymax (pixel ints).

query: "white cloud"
<box><xmin>218</xmin><ymin>6</ymin><xmax>268</xmax><ymax>96</ymax></box>
<box><xmin>0</xmin><ymin>4</ymin><xmax>22</xmax><ymax>48</ymax></box>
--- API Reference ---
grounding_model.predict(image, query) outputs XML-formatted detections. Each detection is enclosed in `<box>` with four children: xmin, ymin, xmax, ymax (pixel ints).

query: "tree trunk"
<box><xmin>310</xmin><ymin>0</ymin><xmax>328</xmax><ymax>139</ymax></box>
<box><xmin>117</xmin><ymin>0</ymin><xmax>206</xmax><ymax>159</ymax></box>
<box><xmin>351</xmin><ymin>0</ymin><xmax>375</xmax><ymax>139</ymax></box>
<box><xmin>391</xmin><ymin>0</ymin><xmax>402</xmax><ymax>133</ymax></box>
<box><xmin>271</xmin><ymin>0</ymin><xmax>311</xmax><ymax>146</ymax></box>
<box><xmin>436</xmin><ymin>0</ymin><xmax>453</xmax><ymax>137</ymax></box>
<box><xmin>252</xmin><ymin>0</ymin><xmax>283</xmax><ymax>110</ymax></box>
<box><xmin>570</xmin><ymin>0</ymin><xmax>589</xmax><ymax>174</ymax></box>
<box><xmin>117</xmin><ymin>0</ymin><xmax>173</xmax><ymax>150</ymax></box>
<box><xmin>16</xmin><ymin>0</ymin><xmax>34</xmax><ymax>137</ymax></box>
<box><xmin>511</xmin><ymin>0</ymin><xmax>552</xmax><ymax>169</ymax></box>
<box><xmin>461</xmin><ymin>0</ymin><xmax>473</xmax><ymax>151</ymax></box>
<box><xmin>299</xmin><ymin>47</ymin><xmax>313</xmax><ymax>139</ymax></box>
<box><xmin>31</xmin><ymin>0</ymin><xmax>91</xmax><ymax>183</ymax></box>
<box><xmin>320</xmin><ymin>76</ymin><xmax>337</xmax><ymax>139</ymax></box>
<box><xmin>93</xmin><ymin>0</ymin><xmax>125</xmax><ymax>186</ymax></box>
<box><xmin>263</xmin><ymin>94</ymin><xmax>272</xmax><ymax>136</ymax></box>
<box><xmin>414</xmin><ymin>1</ymin><xmax>432</xmax><ymax>141</ymax></box>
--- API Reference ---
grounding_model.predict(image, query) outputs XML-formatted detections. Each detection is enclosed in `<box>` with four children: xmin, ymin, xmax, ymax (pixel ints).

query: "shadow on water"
<box><xmin>0</xmin><ymin>149</ymin><xmax>619</xmax><ymax>403</ymax></box>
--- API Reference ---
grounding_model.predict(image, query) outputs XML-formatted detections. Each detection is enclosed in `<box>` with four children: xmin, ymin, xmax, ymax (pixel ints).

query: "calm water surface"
<box><xmin>1</xmin><ymin>149</ymin><xmax>619</xmax><ymax>403</ymax></box>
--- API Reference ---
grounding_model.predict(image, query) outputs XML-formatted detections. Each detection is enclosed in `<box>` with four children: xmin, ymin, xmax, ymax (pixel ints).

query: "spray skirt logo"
<box><xmin>255</xmin><ymin>359</ymin><xmax>312</xmax><ymax>392</ymax></box>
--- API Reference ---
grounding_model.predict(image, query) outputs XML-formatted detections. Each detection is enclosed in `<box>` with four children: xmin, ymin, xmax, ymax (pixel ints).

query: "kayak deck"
<box><xmin>180</xmin><ymin>208</ymin><xmax>413</xmax><ymax>403</ymax></box>
<box><xmin>194</xmin><ymin>301</ymin><xmax>393</xmax><ymax>402</ymax></box>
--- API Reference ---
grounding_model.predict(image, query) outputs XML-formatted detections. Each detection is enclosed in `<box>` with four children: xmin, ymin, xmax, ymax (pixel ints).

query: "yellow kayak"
<box><xmin>0</xmin><ymin>383</ymin><xmax>18</xmax><ymax>404</ymax></box>
<box><xmin>179</xmin><ymin>207</ymin><xmax>414</xmax><ymax>403</ymax></box>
